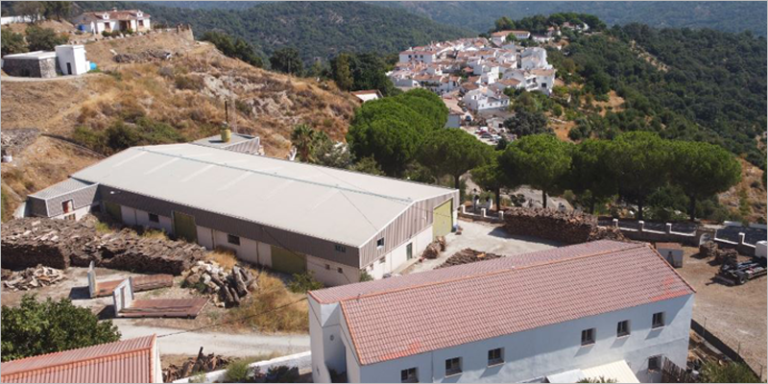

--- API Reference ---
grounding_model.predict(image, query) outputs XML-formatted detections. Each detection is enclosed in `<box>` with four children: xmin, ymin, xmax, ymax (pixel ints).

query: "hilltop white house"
<box><xmin>308</xmin><ymin>241</ymin><xmax>695</xmax><ymax>383</ymax></box>
<box><xmin>73</xmin><ymin>9</ymin><xmax>151</xmax><ymax>35</ymax></box>
<box><xmin>25</xmin><ymin>134</ymin><xmax>458</xmax><ymax>286</ymax></box>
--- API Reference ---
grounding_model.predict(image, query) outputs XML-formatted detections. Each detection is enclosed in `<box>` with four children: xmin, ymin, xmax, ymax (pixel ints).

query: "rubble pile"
<box><xmin>504</xmin><ymin>208</ymin><xmax>607</xmax><ymax>244</ymax></box>
<box><xmin>114</xmin><ymin>49</ymin><xmax>172</xmax><ymax>63</ymax></box>
<box><xmin>699</xmin><ymin>241</ymin><xmax>718</xmax><ymax>258</ymax></box>
<box><xmin>163</xmin><ymin>347</ymin><xmax>232</xmax><ymax>383</ymax></box>
<box><xmin>435</xmin><ymin>249</ymin><xmax>503</xmax><ymax>269</ymax></box>
<box><xmin>2</xmin><ymin>265</ymin><xmax>64</xmax><ymax>291</ymax></box>
<box><xmin>1</xmin><ymin>218</ymin><xmax>205</xmax><ymax>275</ymax></box>
<box><xmin>183</xmin><ymin>261</ymin><xmax>257</xmax><ymax>307</ymax></box>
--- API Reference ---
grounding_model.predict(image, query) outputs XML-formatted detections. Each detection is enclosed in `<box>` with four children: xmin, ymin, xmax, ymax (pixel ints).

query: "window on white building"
<box><xmin>445</xmin><ymin>357</ymin><xmax>462</xmax><ymax>376</ymax></box>
<box><xmin>227</xmin><ymin>234</ymin><xmax>240</xmax><ymax>246</ymax></box>
<box><xmin>377</xmin><ymin>237</ymin><xmax>385</xmax><ymax>249</ymax></box>
<box><xmin>337</xmin><ymin>267</ymin><xmax>343</xmax><ymax>274</ymax></box>
<box><xmin>62</xmin><ymin>200</ymin><xmax>74</xmax><ymax>214</ymax></box>
<box><xmin>648</xmin><ymin>355</ymin><xmax>662</xmax><ymax>371</ymax></box>
<box><xmin>487</xmin><ymin>348</ymin><xmax>504</xmax><ymax>366</ymax></box>
<box><xmin>149</xmin><ymin>213</ymin><xmax>159</xmax><ymax>223</ymax></box>
<box><xmin>617</xmin><ymin>320</ymin><xmax>631</xmax><ymax>337</ymax></box>
<box><xmin>401</xmin><ymin>368</ymin><xmax>418</xmax><ymax>383</ymax></box>
<box><xmin>325</xmin><ymin>264</ymin><xmax>330</xmax><ymax>270</ymax></box>
<box><xmin>581</xmin><ymin>328</ymin><xmax>596</xmax><ymax>346</ymax></box>
<box><xmin>652</xmin><ymin>312</ymin><xmax>665</xmax><ymax>329</ymax></box>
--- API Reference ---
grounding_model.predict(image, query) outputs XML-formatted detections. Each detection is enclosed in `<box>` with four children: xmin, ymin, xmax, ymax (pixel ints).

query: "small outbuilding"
<box><xmin>655</xmin><ymin>242</ymin><xmax>684</xmax><ymax>268</ymax></box>
<box><xmin>55</xmin><ymin>45</ymin><xmax>89</xmax><ymax>75</ymax></box>
<box><xmin>2</xmin><ymin>51</ymin><xmax>57</xmax><ymax>78</ymax></box>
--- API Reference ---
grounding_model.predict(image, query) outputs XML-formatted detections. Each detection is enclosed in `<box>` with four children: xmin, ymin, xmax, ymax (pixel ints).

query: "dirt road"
<box><xmin>117</xmin><ymin>324</ymin><xmax>310</xmax><ymax>357</ymax></box>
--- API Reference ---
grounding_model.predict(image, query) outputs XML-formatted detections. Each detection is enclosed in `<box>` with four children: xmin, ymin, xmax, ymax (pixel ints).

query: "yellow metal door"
<box><xmin>432</xmin><ymin>199</ymin><xmax>452</xmax><ymax>240</ymax></box>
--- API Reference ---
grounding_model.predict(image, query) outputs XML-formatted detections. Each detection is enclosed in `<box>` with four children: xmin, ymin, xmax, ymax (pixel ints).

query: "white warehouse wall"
<box><xmin>367</xmin><ymin>225</ymin><xmax>433</xmax><ymax>280</ymax></box>
<box><xmin>339</xmin><ymin>295</ymin><xmax>693</xmax><ymax>383</ymax></box>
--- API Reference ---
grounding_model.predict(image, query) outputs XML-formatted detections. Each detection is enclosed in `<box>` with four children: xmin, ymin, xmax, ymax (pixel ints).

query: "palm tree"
<box><xmin>290</xmin><ymin>124</ymin><xmax>316</xmax><ymax>163</ymax></box>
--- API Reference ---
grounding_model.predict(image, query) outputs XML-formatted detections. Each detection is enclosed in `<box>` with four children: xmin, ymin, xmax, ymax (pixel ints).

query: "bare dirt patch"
<box><xmin>676</xmin><ymin>246</ymin><xmax>766</xmax><ymax>372</ymax></box>
<box><xmin>594</xmin><ymin>90</ymin><xmax>625</xmax><ymax>116</ymax></box>
<box><xmin>718</xmin><ymin>158</ymin><xmax>767</xmax><ymax>223</ymax></box>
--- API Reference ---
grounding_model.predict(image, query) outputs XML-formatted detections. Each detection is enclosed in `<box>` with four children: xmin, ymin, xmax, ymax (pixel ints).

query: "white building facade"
<box><xmin>309</xmin><ymin>241</ymin><xmax>695</xmax><ymax>383</ymax></box>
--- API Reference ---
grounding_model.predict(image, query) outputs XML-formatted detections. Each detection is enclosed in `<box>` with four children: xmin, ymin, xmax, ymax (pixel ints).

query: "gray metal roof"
<box><xmin>29</xmin><ymin>178</ymin><xmax>94</xmax><ymax>200</ymax></box>
<box><xmin>72</xmin><ymin>144</ymin><xmax>456</xmax><ymax>246</ymax></box>
<box><xmin>191</xmin><ymin>133</ymin><xmax>257</xmax><ymax>149</ymax></box>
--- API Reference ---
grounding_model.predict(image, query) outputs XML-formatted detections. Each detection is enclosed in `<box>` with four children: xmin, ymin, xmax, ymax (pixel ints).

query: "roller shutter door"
<box><xmin>432</xmin><ymin>199</ymin><xmax>452</xmax><ymax>240</ymax></box>
<box><xmin>271</xmin><ymin>246</ymin><xmax>306</xmax><ymax>275</ymax></box>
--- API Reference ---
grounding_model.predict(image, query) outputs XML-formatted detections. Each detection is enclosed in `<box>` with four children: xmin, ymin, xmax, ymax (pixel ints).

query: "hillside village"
<box><xmin>0</xmin><ymin>3</ymin><xmax>767</xmax><ymax>384</ymax></box>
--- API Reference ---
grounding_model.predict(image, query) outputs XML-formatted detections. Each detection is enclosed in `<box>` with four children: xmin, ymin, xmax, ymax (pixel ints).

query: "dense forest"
<box><xmin>548</xmin><ymin>23</ymin><xmax>766</xmax><ymax>169</ymax></box>
<box><xmin>65</xmin><ymin>1</ymin><xmax>472</xmax><ymax>64</ymax></box>
<box><xmin>379</xmin><ymin>2</ymin><xmax>767</xmax><ymax>36</ymax></box>
<box><xmin>101</xmin><ymin>2</ymin><xmax>768</xmax><ymax>36</ymax></box>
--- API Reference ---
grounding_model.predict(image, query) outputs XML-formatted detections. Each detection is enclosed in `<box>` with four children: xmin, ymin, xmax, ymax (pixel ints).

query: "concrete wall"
<box><xmin>339</xmin><ymin>295</ymin><xmax>693</xmax><ymax>383</ymax></box>
<box><xmin>173</xmin><ymin>351</ymin><xmax>312</xmax><ymax>383</ymax></box>
<box><xmin>366</xmin><ymin>225</ymin><xmax>432</xmax><ymax>279</ymax></box>
<box><xmin>308</xmin><ymin>255</ymin><xmax>360</xmax><ymax>286</ymax></box>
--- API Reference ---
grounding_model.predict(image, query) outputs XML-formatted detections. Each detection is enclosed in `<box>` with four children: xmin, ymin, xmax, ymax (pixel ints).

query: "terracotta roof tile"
<box><xmin>312</xmin><ymin>241</ymin><xmax>694</xmax><ymax>366</ymax></box>
<box><xmin>1</xmin><ymin>335</ymin><xmax>156</xmax><ymax>383</ymax></box>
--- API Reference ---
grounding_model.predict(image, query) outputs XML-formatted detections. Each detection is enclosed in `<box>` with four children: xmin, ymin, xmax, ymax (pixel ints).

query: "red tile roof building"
<box><xmin>1</xmin><ymin>335</ymin><xmax>162</xmax><ymax>383</ymax></box>
<box><xmin>309</xmin><ymin>240</ymin><xmax>695</xmax><ymax>383</ymax></box>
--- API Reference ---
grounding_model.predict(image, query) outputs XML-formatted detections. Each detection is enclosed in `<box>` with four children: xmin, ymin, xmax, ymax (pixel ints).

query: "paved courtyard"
<box><xmin>404</xmin><ymin>219</ymin><xmax>558</xmax><ymax>274</ymax></box>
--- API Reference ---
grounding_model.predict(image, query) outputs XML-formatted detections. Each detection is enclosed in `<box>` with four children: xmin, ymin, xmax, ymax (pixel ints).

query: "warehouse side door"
<box><xmin>271</xmin><ymin>245</ymin><xmax>306</xmax><ymax>275</ymax></box>
<box><xmin>173</xmin><ymin>211</ymin><xmax>197</xmax><ymax>243</ymax></box>
<box><xmin>432</xmin><ymin>199</ymin><xmax>452</xmax><ymax>240</ymax></box>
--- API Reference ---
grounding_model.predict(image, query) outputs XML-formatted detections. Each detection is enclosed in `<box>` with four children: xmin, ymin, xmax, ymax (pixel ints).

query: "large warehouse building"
<box><xmin>26</xmin><ymin>139</ymin><xmax>458</xmax><ymax>285</ymax></box>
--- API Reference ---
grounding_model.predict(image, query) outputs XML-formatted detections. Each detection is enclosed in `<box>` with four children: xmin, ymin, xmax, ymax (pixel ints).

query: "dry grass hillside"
<box><xmin>1</xmin><ymin>27</ymin><xmax>359</xmax><ymax>217</ymax></box>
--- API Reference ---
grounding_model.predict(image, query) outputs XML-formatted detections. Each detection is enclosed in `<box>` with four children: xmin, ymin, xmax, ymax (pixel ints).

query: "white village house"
<box><xmin>73</xmin><ymin>9</ymin><xmax>151</xmax><ymax>35</ymax></box>
<box><xmin>24</xmin><ymin>133</ymin><xmax>458</xmax><ymax>286</ymax></box>
<box><xmin>309</xmin><ymin>241</ymin><xmax>695</xmax><ymax>383</ymax></box>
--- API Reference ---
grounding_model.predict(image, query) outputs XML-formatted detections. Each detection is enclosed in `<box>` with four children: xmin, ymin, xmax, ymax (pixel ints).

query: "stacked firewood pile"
<box><xmin>504</xmin><ymin>208</ymin><xmax>627</xmax><ymax>244</ymax></box>
<box><xmin>698</xmin><ymin>241</ymin><xmax>738</xmax><ymax>264</ymax></box>
<box><xmin>162</xmin><ymin>347</ymin><xmax>232</xmax><ymax>383</ymax></box>
<box><xmin>1</xmin><ymin>218</ymin><xmax>205</xmax><ymax>275</ymax></box>
<box><xmin>78</xmin><ymin>228</ymin><xmax>205</xmax><ymax>275</ymax></box>
<box><xmin>422</xmin><ymin>236</ymin><xmax>446</xmax><ymax>259</ymax></box>
<box><xmin>435</xmin><ymin>249</ymin><xmax>503</xmax><ymax>269</ymax></box>
<box><xmin>2</xmin><ymin>265</ymin><xmax>64</xmax><ymax>291</ymax></box>
<box><xmin>182</xmin><ymin>261</ymin><xmax>257</xmax><ymax>307</ymax></box>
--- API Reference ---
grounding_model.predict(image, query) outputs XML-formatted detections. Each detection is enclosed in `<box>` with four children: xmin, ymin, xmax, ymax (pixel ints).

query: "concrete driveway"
<box><xmin>406</xmin><ymin>220</ymin><xmax>558</xmax><ymax>274</ymax></box>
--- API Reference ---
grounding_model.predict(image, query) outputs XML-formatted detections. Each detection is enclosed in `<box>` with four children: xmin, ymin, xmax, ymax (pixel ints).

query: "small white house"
<box><xmin>462</xmin><ymin>88</ymin><xmax>510</xmax><ymax>112</ymax></box>
<box><xmin>74</xmin><ymin>9</ymin><xmax>151</xmax><ymax>35</ymax></box>
<box><xmin>55</xmin><ymin>45</ymin><xmax>89</xmax><ymax>76</ymax></box>
<box><xmin>309</xmin><ymin>241</ymin><xmax>695</xmax><ymax>383</ymax></box>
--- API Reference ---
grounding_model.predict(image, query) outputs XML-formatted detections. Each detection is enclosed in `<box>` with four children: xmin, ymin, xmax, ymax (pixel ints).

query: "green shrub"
<box><xmin>359</xmin><ymin>270</ymin><xmax>373</xmax><ymax>282</ymax></box>
<box><xmin>701</xmin><ymin>362</ymin><xmax>760</xmax><ymax>383</ymax></box>
<box><xmin>265</xmin><ymin>366</ymin><xmax>299</xmax><ymax>383</ymax></box>
<box><xmin>175</xmin><ymin>74</ymin><xmax>205</xmax><ymax>91</ymax></box>
<box><xmin>26</xmin><ymin>25</ymin><xmax>67</xmax><ymax>51</ymax></box>
<box><xmin>287</xmin><ymin>271</ymin><xmax>324</xmax><ymax>293</ymax></box>
<box><xmin>2</xmin><ymin>295</ymin><xmax>121</xmax><ymax>362</ymax></box>
<box><xmin>225</xmin><ymin>359</ymin><xmax>253</xmax><ymax>383</ymax></box>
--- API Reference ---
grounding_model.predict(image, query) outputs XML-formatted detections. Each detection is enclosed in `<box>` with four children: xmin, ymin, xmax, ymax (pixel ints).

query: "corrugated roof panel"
<box><xmin>29</xmin><ymin>178</ymin><xmax>93</xmax><ymax>200</ymax></box>
<box><xmin>72</xmin><ymin>144</ymin><xmax>455</xmax><ymax>246</ymax></box>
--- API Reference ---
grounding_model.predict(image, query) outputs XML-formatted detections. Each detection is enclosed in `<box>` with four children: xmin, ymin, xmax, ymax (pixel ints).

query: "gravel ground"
<box><xmin>675</xmin><ymin>247</ymin><xmax>767</xmax><ymax>373</ymax></box>
<box><xmin>404</xmin><ymin>219</ymin><xmax>557</xmax><ymax>274</ymax></box>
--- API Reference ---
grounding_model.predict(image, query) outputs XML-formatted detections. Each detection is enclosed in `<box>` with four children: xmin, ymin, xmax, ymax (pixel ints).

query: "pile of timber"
<box><xmin>163</xmin><ymin>347</ymin><xmax>232</xmax><ymax>383</ymax></box>
<box><xmin>421</xmin><ymin>236</ymin><xmax>446</xmax><ymax>259</ymax></box>
<box><xmin>435</xmin><ymin>248</ymin><xmax>503</xmax><ymax>269</ymax></box>
<box><xmin>698</xmin><ymin>241</ymin><xmax>738</xmax><ymax>265</ymax></box>
<box><xmin>2</xmin><ymin>265</ymin><xmax>64</xmax><ymax>291</ymax></box>
<box><xmin>504</xmin><ymin>208</ymin><xmax>626</xmax><ymax>244</ymax></box>
<box><xmin>1</xmin><ymin>218</ymin><xmax>205</xmax><ymax>275</ymax></box>
<box><xmin>182</xmin><ymin>261</ymin><xmax>257</xmax><ymax>308</ymax></box>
